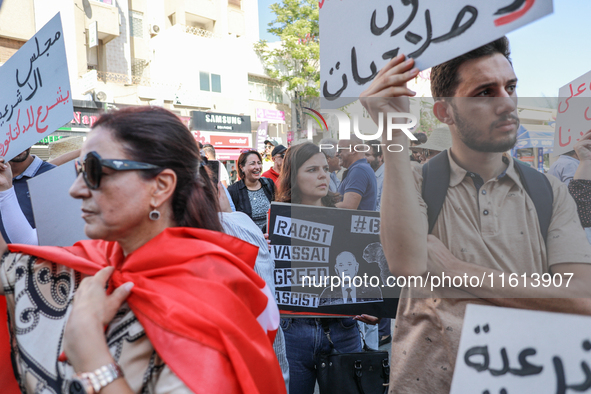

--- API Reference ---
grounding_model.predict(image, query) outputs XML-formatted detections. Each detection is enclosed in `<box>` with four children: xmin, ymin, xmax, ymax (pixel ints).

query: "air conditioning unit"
<box><xmin>94</xmin><ymin>90</ymin><xmax>109</xmax><ymax>102</ymax></box>
<box><xmin>150</xmin><ymin>24</ymin><xmax>161</xmax><ymax>36</ymax></box>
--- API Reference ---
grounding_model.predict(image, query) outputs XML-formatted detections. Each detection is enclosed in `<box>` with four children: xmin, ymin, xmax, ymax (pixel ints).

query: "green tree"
<box><xmin>254</xmin><ymin>0</ymin><xmax>320</xmax><ymax>131</ymax></box>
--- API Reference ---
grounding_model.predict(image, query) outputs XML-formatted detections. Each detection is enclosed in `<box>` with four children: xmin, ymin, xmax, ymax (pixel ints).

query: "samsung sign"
<box><xmin>192</xmin><ymin>111</ymin><xmax>251</xmax><ymax>132</ymax></box>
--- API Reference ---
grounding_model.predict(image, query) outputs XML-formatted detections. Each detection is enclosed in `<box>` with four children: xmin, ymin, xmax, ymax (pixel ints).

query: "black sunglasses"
<box><xmin>74</xmin><ymin>151</ymin><xmax>162</xmax><ymax>190</ymax></box>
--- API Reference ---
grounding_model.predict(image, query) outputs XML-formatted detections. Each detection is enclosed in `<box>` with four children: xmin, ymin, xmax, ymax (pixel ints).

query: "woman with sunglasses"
<box><xmin>277</xmin><ymin>142</ymin><xmax>367</xmax><ymax>394</ymax></box>
<box><xmin>0</xmin><ymin>106</ymin><xmax>285</xmax><ymax>394</ymax></box>
<box><xmin>227</xmin><ymin>150</ymin><xmax>275</xmax><ymax>232</ymax></box>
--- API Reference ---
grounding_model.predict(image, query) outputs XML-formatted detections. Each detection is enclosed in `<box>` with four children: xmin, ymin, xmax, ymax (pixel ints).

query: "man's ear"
<box><xmin>151</xmin><ymin>169</ymin><xmax>177</xmax><ymax>209</ymax></box>
<box><xmin>433</xmin><ymin>100</ymin><xmax>454</xmax><ymax>125</ymax></box>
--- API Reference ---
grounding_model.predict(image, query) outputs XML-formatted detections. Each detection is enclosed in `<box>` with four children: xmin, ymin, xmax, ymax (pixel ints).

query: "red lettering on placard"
<box><xmin>494</xmin><ymin>0</ymin><xmax>535</xmax><ymax>27</ymax></box>
<box><xmin>558</xmin><ymin>127</ymin><xmax>571</xmax><ymax>147</ymax></box>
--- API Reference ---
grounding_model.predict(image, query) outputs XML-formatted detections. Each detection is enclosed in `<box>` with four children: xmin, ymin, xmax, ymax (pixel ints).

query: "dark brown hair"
<box><xmin>278</xmin><ymin>142</ymin><xmax>340</xmax><ymax>207</ymax></box>
<box><xmin>237</xmin><ymin>150</ymin><xmax>262</xmax><ymax>180</ymax></box>
<box><xmin>366</xmin><ymin>139</ymin><xmax>383</xmax><ymax>158</ymax></box>
<box><xmin>92</xmin><ymin>106</ymin><xmax>222</xmax><ymax>232</ymax></box>
<box><xmin>430</xmin><ymin>37</ymin><xmax>512</xmax><ymax>99</ymax></box>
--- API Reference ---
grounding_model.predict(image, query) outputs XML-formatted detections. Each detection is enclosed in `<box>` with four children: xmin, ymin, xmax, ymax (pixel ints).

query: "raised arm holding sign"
<box><xmin>360</xmin><ymin>35</ymin><xmax>591</xmax><ymax>393</ymax></box>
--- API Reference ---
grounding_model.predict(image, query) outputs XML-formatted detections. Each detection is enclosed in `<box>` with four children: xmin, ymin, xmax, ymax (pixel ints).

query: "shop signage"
<box><xmin>192</xmin><ymin>111</ymin><xmax>251</xmax><ymax>132</ymax></box>
<box><xmin>192</xmin><ymin>130</ymin><xmax>252</xmax><ymax>148</ymax></box>
<box><xmin>256</xmin><ymin>108</ymin><xmax>285</xmax><ymax>124</ymax></box>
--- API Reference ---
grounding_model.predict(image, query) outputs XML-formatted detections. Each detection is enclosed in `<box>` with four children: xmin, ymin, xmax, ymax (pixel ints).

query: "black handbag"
<box><xmin>316</xmin><ymin>320</ymin><xmax>390</xmax><ymax>394</ymax></box>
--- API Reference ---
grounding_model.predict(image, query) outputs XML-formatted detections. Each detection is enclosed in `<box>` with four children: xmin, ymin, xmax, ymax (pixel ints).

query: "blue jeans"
<box><xmin>378</xmin><ymin>317</ymin><xmax>391</xmax><ymax>338</ymax></box>
<box><xmin>281</xmin><ymin>318</ymin><xmax>362</xmax><ymax>394</ymax></box>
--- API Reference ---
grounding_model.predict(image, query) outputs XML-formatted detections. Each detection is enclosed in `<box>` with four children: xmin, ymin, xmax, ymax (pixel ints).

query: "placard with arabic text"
<box><xmin>451</xmin><ymin>304</ymin><xmax>591</xmax><ymax>393</ymax></box>
<box><xmin>320</xmin><ymin>0</ymin><xmax>553</xmax><ymax>103</ymax></box>
<box><xmin>0</xmin><ymin>13</ymin><xmax>73</xmax><ymax>161</ymax></box>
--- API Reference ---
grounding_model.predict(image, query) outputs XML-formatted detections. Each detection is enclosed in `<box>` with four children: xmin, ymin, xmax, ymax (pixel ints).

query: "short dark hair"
<box><xmin>278</xmin><ymin>143</ymin><xmax>340</xmax><ymax>207</ymax></box>
<box><xmin>430</xmin><ymin>37</ymin><xmax>512</xmax><ymax>99</ymax></box>
<box><xmin>237</xmin><ymin>150</ymin><xmax>262</xmax><ymax>180</ymax></box>
<box><xmin>92</xmin><ymin>106</ymin><xmax>222</xmax><ymax>232</ymax></box>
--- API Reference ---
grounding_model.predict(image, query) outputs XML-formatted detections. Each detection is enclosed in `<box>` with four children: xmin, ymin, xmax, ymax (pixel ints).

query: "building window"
<box><xmin>200</xmin><ymin>72</ymin><xmax>210</xmax><ymax>91</ymax></box>
<box><xmin>130</xmin><ymin>11</ymin><xmax>144</xmax><ymax>38</ymax></box>
<box><xmin>228</xmin><ymin>0</ymin><xmax>241</xmax><ymax>8</ymax></box>
<box><xmin>211</xmin><ymin>74</ymin><xmax>221</xmax><ymax>93</ymax></box>
<box><xmin>248</xmin><ymin>76</ymin><xmax>282</xmax><ymax>104</ymax></box>
<box><xmin>132</xmin><ymin>58</ymin><xmax>149</xmax><ymax>77</ymax></box>
<box><xmin>200</xmin><ymin>72</ymin><xmax>221</xmax><ymax>93</ymax></box>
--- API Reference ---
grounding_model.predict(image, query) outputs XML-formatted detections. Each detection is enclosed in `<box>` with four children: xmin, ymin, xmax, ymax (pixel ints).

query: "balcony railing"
<box><xmin>184</xmin><ymin>25</ymin><xmax>216</xmax><ymax>38</ymax></box>
<box><xmin>97</xmin><ymin>71</ymin><xmax>152</xmax><ymax>86</ymax></box>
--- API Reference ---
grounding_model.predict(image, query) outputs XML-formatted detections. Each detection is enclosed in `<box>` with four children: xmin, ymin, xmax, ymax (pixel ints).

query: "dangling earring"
<box><xmin>149</xmin><ymin>209</ymin><xmax>161</xmax><ymax>221</ymax></box>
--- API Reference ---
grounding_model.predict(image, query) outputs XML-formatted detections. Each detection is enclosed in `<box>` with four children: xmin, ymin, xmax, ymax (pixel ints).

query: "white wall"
<box><xmin>33</xmin><ymin>0</ymin><xmax>78</xmax><ymax>89</ymax></box>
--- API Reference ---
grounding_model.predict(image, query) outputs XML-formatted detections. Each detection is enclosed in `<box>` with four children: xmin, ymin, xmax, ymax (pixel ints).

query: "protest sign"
<box><xmin>0</xmin><ymin>13</ymin><xmax>72</xmax><ymax>161</ymax></box>
<box><xmin>554</xmin><ymin>70</ymin><xmax>591</xmax><ymax>156</ymax></box>
<box><xmin>320</xmin><ymin>0</ymin><xmax>553</xmax><ymax>102</ymax></box>
<box><xmin>28</xmin><ymin>161</ymin><xmax>88</xmax><ymax>246</ymax></box>
<box><xmin>269</xmin><ymin>202</ymin><xmax>399</xmax><ymax>317</ymax></box>
<box><xmin>451</xmin><ymin>304</ymin><xmax>591</xmax><ymax>393</ymax></box>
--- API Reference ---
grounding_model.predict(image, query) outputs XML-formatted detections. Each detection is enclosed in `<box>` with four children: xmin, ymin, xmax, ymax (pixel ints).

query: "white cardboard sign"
<box><xmin>451</xmin><ymin>304</ymin><xmax>591</xmax><ymax>394</ymax></box>
<box><xmin>0</xmin><ymin>13</ymin><xmax>73</xmax><ymax>161</ymax></box>
<box><xmin>27</xmin><ymin>161</ymin><xmax>88</xmax><ymax>246</ymax></box>
<box><xmin>554</xmin><ymin>70</ymin><xmax>591</xmax><ymax>156</ymax></box>
<box><xmin>320</xmin><ymin>0</ymin><xmax>553</xmax><ymax>102</ymax></box>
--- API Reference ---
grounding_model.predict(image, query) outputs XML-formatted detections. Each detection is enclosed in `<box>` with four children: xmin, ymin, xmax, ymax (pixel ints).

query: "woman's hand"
<box><xmin>64</xmin><ymin>266</ymin><xmax>134</xmax><ymax>372</ymax></box>
<box><xmin>0</xmin><ymin>158</ymin><xmax>13</xmax><ymax>192</ymax></box>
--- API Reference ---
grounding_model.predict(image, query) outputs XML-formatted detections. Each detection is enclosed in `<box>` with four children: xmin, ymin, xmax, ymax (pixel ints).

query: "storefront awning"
<box><xmin>515</xmin><ymin>124</ymin><xmax>554</xmax><ymax>150</ymax></box>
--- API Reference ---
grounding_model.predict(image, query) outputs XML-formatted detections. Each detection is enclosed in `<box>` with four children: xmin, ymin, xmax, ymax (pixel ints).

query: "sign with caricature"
<box><xmin>554</xmin><ymin>70</ymin><xmax>591</xmax><ymax>156</ymax></box>
<box><xmin>0</xmin><ymin>13</ymin><xmax>72</xmax><ymax>161</ymax></box>
<box><xmin>451</xmin><ymin>304</ymin><xmax>591</xmax><ymax>393</ymax></box>
<box><xmin>269</xmin><ymin>202</ymin><xmax>399</xmax><ymax>317</ymax></box>
<box><xmin>320</xmin><ymin>0</ymin><xmax>553</xmax><ymax>102</ymax></box>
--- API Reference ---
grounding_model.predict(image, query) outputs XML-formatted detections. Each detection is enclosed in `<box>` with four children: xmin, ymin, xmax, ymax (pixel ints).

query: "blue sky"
<box><xmin>258</xmin><ymin>0</ymin><xmax>591</xmax><ymax>98</ymax></box>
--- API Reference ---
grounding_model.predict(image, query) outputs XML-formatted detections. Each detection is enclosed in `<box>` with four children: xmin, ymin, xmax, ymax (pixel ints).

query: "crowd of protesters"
<box><xmin>0</xmin><ymin>36</ymin><xmax>591</xmax><ymax>394</ymax></box>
